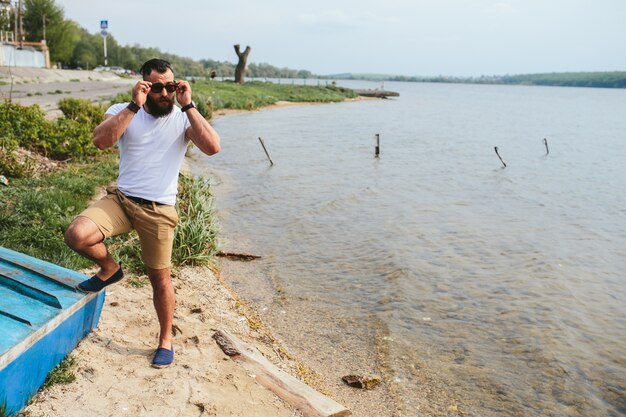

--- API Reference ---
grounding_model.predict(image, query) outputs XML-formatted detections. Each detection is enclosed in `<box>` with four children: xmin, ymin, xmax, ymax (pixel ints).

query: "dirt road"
<box><xmin>0</xmin><ymin>67</ymin><xmax>136</xmax><ymax>115</ymax></box>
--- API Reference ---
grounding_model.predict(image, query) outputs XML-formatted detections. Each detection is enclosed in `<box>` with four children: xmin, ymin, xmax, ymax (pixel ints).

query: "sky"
<box><xmin>55</xmin><ymin>0</ymin><xmax>626</xmax><ymax>77</ymax></box>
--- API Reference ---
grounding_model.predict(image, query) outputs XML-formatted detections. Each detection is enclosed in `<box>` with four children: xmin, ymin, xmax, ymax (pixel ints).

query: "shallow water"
<box><xmin>192</xmin><ymin>81</ymin><xmax>626</xmax><ymax>416</ymax></box>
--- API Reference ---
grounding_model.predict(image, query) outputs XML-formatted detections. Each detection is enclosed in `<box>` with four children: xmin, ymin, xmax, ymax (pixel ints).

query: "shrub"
<box><xmin>0</xmin><ymin>100</ymin><xmax>104</xmax><ymax>161</ymax></box>
<box><xmin>0</xmin><ymin>101</ymin><xmax>47</xmax><ymax>149</ymax></box>
<box><xmin>110</xmin><ymin>91</ymin><xmax>132</xmax><ymax>105</ymax></box>
<box><xmin>58</xmin><ymin>98</ymin><xmax>105</xmax><ymax>128</ymax></box>
<box><xmin>44</xmin><ymin>118</ymin><xmax>99</xmax><ymax>160</ymax></box>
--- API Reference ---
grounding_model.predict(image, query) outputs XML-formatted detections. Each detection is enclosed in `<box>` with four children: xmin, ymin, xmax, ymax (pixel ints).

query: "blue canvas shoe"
<box><xmin>152</xmin><ymin>347</ymin><xmax>174</xmax><ymax>369</ymax></box>
<box><xmin>77</xmin><ymin>264</ymin><xmax>124</xmax><ymax>293</ymax></box>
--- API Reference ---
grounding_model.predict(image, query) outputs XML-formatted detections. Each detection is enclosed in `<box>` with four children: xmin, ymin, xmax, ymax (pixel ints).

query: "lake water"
<box><xmin>191</xmin><ymin>81</ymin><xmax>626</xmax><ymax>417</ymax></box>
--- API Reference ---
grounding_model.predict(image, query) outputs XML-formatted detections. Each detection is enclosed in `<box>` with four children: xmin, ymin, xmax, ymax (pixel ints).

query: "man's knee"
<box><xmin>148</xmin><ymin>267</ymin><xmax>171</xmax><ymax>288</ymax></box>
<box><xmin>64</xmin><ymin>217</ymin><xmax>103</xmax><ymax>250</ymax></box>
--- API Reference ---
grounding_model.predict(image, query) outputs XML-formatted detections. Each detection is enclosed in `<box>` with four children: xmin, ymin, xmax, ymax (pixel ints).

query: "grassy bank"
<box><xmin>191</xmin><ymin>80</ymin><xmax>357</xmax><ymax>109</ymax></box>
<box><xmin>111</xmin><ymin>80</ymin><xmax>358</xmax><ymax>118</ymax></box>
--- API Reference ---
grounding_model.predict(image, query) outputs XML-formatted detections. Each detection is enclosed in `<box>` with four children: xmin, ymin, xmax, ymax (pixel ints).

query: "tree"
<box><xmin>234</xmin><ymin>44</ymin><xmax>251</xmax><ymax>84</ymax></box>
<box><xmin>71</xmin><ymin>38</ymin><xmax>97</xmax><ymax>69</ymax></box>
<box><xmin>23</xmin><ymin>0</ymin><xmax>79</xmax><ymax>64</ymax></box>
<box><xmin>0</xmin><ymin>3</ymin><xmax>14</xmax><ymax>34</ymax></box>
<box><xmin>23</xmin><ymin>0</ymin><xmax>63</xmax><ymax>40</ymax></box>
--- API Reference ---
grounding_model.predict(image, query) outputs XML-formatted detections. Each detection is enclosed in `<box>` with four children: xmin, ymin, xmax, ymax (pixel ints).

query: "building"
<box><xmin>0</xmin><ymin>0</ymin><xmax>49</xmax><ymax>68</ymax></box>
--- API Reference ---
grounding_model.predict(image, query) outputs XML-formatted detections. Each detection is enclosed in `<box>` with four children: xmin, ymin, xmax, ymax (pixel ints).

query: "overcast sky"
<box><xmin>55</xmin><ymin>0</ymin><xmax>626</xmax><ymax>76</ymax></box>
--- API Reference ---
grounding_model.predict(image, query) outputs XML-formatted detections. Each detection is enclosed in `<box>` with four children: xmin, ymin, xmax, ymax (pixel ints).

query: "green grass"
<box><xmin>191</xmin><ymin>80</ymin><xmax>356</xmax><ymax>112</ymax></box>
<box><xmin>42</xmin><ymin>355</ymin><xmax>76</xmax><ymax>389</ymax></box>
<box><xmin>127</xmin><ymin>275</ymin><xmax>149</xmax><ymax>288</ymax></box>
<box><xmin>0</xmin><ymin>155</ymin><xmax>118</xmax><ymax>270</ymax></box>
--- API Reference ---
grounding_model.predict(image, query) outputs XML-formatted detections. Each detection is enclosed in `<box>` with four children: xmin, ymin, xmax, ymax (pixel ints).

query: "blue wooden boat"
<box><xmin>0</xmin><ymin>246</ymin><xmax>105</xmax><ymax>417</ymax></box>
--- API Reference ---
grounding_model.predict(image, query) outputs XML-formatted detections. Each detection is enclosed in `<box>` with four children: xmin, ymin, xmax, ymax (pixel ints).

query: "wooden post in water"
<box><xmin>375</xmin><ymin>134</ymin><xmax>380</xmax><ymax>158</ymax></box>
<box><xmin>494</xmin><ymin>146</ymin><xmax>506</xmax><ymax>168</ymax></box>
<box><xmin>543</xmin><ymin>138</ymin><xmax>549</xmax><ymax>155</ymax></box>
<box><xmin>258</xmin><ymin>137</ymin><xmax>274</xmax><ymax>166</ymax></box>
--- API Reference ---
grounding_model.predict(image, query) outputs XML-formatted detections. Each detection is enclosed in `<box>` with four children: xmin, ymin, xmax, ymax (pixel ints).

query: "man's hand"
<box><xmin>176</xmin><ymin>80</ymin><xmax>193</xmax><ymax>107</ymax></box>
<box><xmin>132</xmin><ymin>80</ymin><xmax>151</xmax><ymax>107</ymax></box>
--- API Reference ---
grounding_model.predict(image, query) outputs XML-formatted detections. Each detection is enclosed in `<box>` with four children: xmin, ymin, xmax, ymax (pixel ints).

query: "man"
<box><xmin>64</xmin><ymin>58</ymin><xmax>220</xmax><ymax>368</ymax></box>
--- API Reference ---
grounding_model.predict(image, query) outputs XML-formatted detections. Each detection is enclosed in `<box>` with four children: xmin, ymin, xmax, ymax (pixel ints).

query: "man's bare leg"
<box><xmin>64</xmin><ymin>216</ymin><xmax>119</xmax><ymax>280</ymax></box>
<box><xmin>148</xmin><ymin>266</ymin><xmax>174</xmax><ymax>350</ymax></box>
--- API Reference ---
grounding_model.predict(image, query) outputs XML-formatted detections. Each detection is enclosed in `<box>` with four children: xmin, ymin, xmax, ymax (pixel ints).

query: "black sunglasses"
<box><xmin>150</xmin><ymin>82</ymin><xmax>178</xmax><ymax>93</ymax></box>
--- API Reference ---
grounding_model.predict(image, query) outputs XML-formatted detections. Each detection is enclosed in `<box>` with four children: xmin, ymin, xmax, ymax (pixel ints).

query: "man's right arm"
<box><xmin>93</xmin><ymin>110</ymin><xmax>136</xmax><ymax>150</ymax></box>
<box><xmin>93</xmin><ymin>80</ymin><xmax>151</xmax><ymax>150</ymax></box>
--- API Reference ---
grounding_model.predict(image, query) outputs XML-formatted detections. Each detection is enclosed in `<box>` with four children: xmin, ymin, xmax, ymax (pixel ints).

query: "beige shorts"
<box><xmin>78</xmin><ymin>186</ymin><xmax>179</xmax><ymax>269</ymax></box>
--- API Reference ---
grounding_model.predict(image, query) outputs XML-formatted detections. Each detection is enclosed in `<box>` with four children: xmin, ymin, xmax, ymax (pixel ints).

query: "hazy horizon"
<box><xmin>55</xmin><ymin>0</ymin><xmax>626</xmax><ymax>77</ymax></box>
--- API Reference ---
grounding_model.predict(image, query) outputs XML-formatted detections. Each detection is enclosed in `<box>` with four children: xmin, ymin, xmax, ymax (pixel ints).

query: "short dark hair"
<box><xmin>139</xmin><ymin>58</ymin><xmax>173</xmax><ymax>79</ymax></box>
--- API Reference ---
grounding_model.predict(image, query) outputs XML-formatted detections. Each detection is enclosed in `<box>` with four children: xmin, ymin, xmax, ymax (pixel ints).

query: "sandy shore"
<box><xmin>23</xmin><ymin>266</ymin><xmax>308</xmax><ymax>417</ymax></box>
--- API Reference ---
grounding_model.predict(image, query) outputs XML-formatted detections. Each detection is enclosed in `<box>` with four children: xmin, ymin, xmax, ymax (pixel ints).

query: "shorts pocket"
<box><xmin>157</xmin><ymin>224</ymin><xmax>174</xmax><ymax>240</ymax></box>
<box><xmin>156</xmin><ymin>205</ymin><xmax>178</xmax><ymax>240</ymax></box>
<box><xmin>157</xmin><ymin>205</ymin><xmax>179</xmax><ymax>226</ymax></box>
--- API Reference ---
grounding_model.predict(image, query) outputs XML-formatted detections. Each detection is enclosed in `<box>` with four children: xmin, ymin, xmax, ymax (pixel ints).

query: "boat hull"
<box><xmin>0</xmin><ymin>247</ymin><xmax>105</xmax><ymax>416</ymax></box>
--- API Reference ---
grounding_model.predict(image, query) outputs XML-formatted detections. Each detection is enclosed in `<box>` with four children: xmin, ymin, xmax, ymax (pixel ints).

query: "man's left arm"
<box><xmin>177</xmin><ymin>80</ymin><xmax>221</xmax><ymax>156</ymax></box>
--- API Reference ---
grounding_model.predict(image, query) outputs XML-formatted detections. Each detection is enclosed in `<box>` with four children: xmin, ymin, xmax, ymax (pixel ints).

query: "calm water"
<box><xmin>191</xmin><ymin>81</ymin><xmax>626</xmax><ymax>416</ymax></box>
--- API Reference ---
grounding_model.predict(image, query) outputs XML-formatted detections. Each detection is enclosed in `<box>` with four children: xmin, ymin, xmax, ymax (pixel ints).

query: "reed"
<box><xmin>172</xmin><ymin>175</ymin><xmax>220</xmax><ymax>266</ymax></box>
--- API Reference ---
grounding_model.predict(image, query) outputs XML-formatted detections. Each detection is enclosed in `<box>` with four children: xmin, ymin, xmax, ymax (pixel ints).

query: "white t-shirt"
<box><xmin>106</xmin><ymin>103</ymin><xmax>191</xmax><ymax>205</ymax></box>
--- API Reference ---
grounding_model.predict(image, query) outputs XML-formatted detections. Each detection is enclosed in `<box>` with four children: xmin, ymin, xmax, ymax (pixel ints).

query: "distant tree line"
<box><xmin>498</xmin><ymin>72</ymin><xmax>626</xmax><ymax>89</ymax></box>
<box><xmin>330</xmin><ymin>72</ymin><xmax>626</xmax><ymax>89</ymax></box>
<box><xmin>5</xmin><ymin>0</ymin><xmax>313</xmax><ymax>79</ymax></box>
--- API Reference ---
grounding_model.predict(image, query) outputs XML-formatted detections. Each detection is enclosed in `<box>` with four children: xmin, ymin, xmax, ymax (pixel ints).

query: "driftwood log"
<box><xmin>216</xmin><ymin>251</ymin><xmax>262</xmax><ymax>261</ymax></box>
<box><xmin>212</xmin><ymin>330</ymin><xmax>351</xmax><ymax>417</ymax></box>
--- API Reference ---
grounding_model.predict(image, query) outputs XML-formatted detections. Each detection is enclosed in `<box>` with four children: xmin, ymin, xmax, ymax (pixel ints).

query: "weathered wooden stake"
<box><xmin>543</xmin><ymin>138</ymin><xmax>549</xmax><ymax>155</ymax></box>
<box><xmin>258</xmin><ymin>137</ymin><xmax>274</xmax><ymax>166</ymax></box>
<box><xmin>375</xmin><ymin>133</ymin><xmax>380</xmax><ymax>158</ymax></box>
<box><xmin>494</xmin><ymin>146</ymin><xmax>506</xmax><ymax>167</ymax></box>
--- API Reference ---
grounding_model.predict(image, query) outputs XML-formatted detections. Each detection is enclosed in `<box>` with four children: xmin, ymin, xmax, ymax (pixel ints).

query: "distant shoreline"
<box><xmin>328</xmin><ymin>71</ymin><xmax>626</xmax><ymax>89</ymax></box>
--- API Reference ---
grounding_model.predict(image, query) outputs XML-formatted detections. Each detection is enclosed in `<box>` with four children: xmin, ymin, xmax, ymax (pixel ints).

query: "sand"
<box><xmin>23</xmin><ymin>266</ymin><xmax>307</xmax><ymax>417</ymax></box>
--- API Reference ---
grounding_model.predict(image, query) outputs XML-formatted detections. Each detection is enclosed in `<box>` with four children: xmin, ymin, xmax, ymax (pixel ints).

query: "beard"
<box><xmin>145</xmin><ymin>94</ymin><xmax>175</xmax><ymax>117</ymax></box>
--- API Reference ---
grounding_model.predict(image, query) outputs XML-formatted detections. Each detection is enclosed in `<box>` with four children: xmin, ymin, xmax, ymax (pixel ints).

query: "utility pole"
<box><xmin>100</xmin><ymin>20</ymin><xmax>108</xmax><ymax>66</ymax></box>
<box><xmin>13</xmin><ymin>0</ymin><xmax>17</xmax><ymax>43</ymax></box>
<box><xmin>18</xmin><ymin>0</ymin><xmax>23</xmax><ymax>46</ymax></box>
<box><xmin>42</xmin><ymin>13</ymin><xmax>46</xmax><ymax>41</ymax></box>
<box><xmin>103</xmin><ymin>35</ymin><xmax>107</xmax><ymax>65</ymax></box>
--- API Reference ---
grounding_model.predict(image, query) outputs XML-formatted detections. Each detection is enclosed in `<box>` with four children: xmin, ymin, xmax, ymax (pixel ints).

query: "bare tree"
<box><xmin>234</xmin><ymin>44</ymin><xmax>251</xmax><ymax>84</ymax></box>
